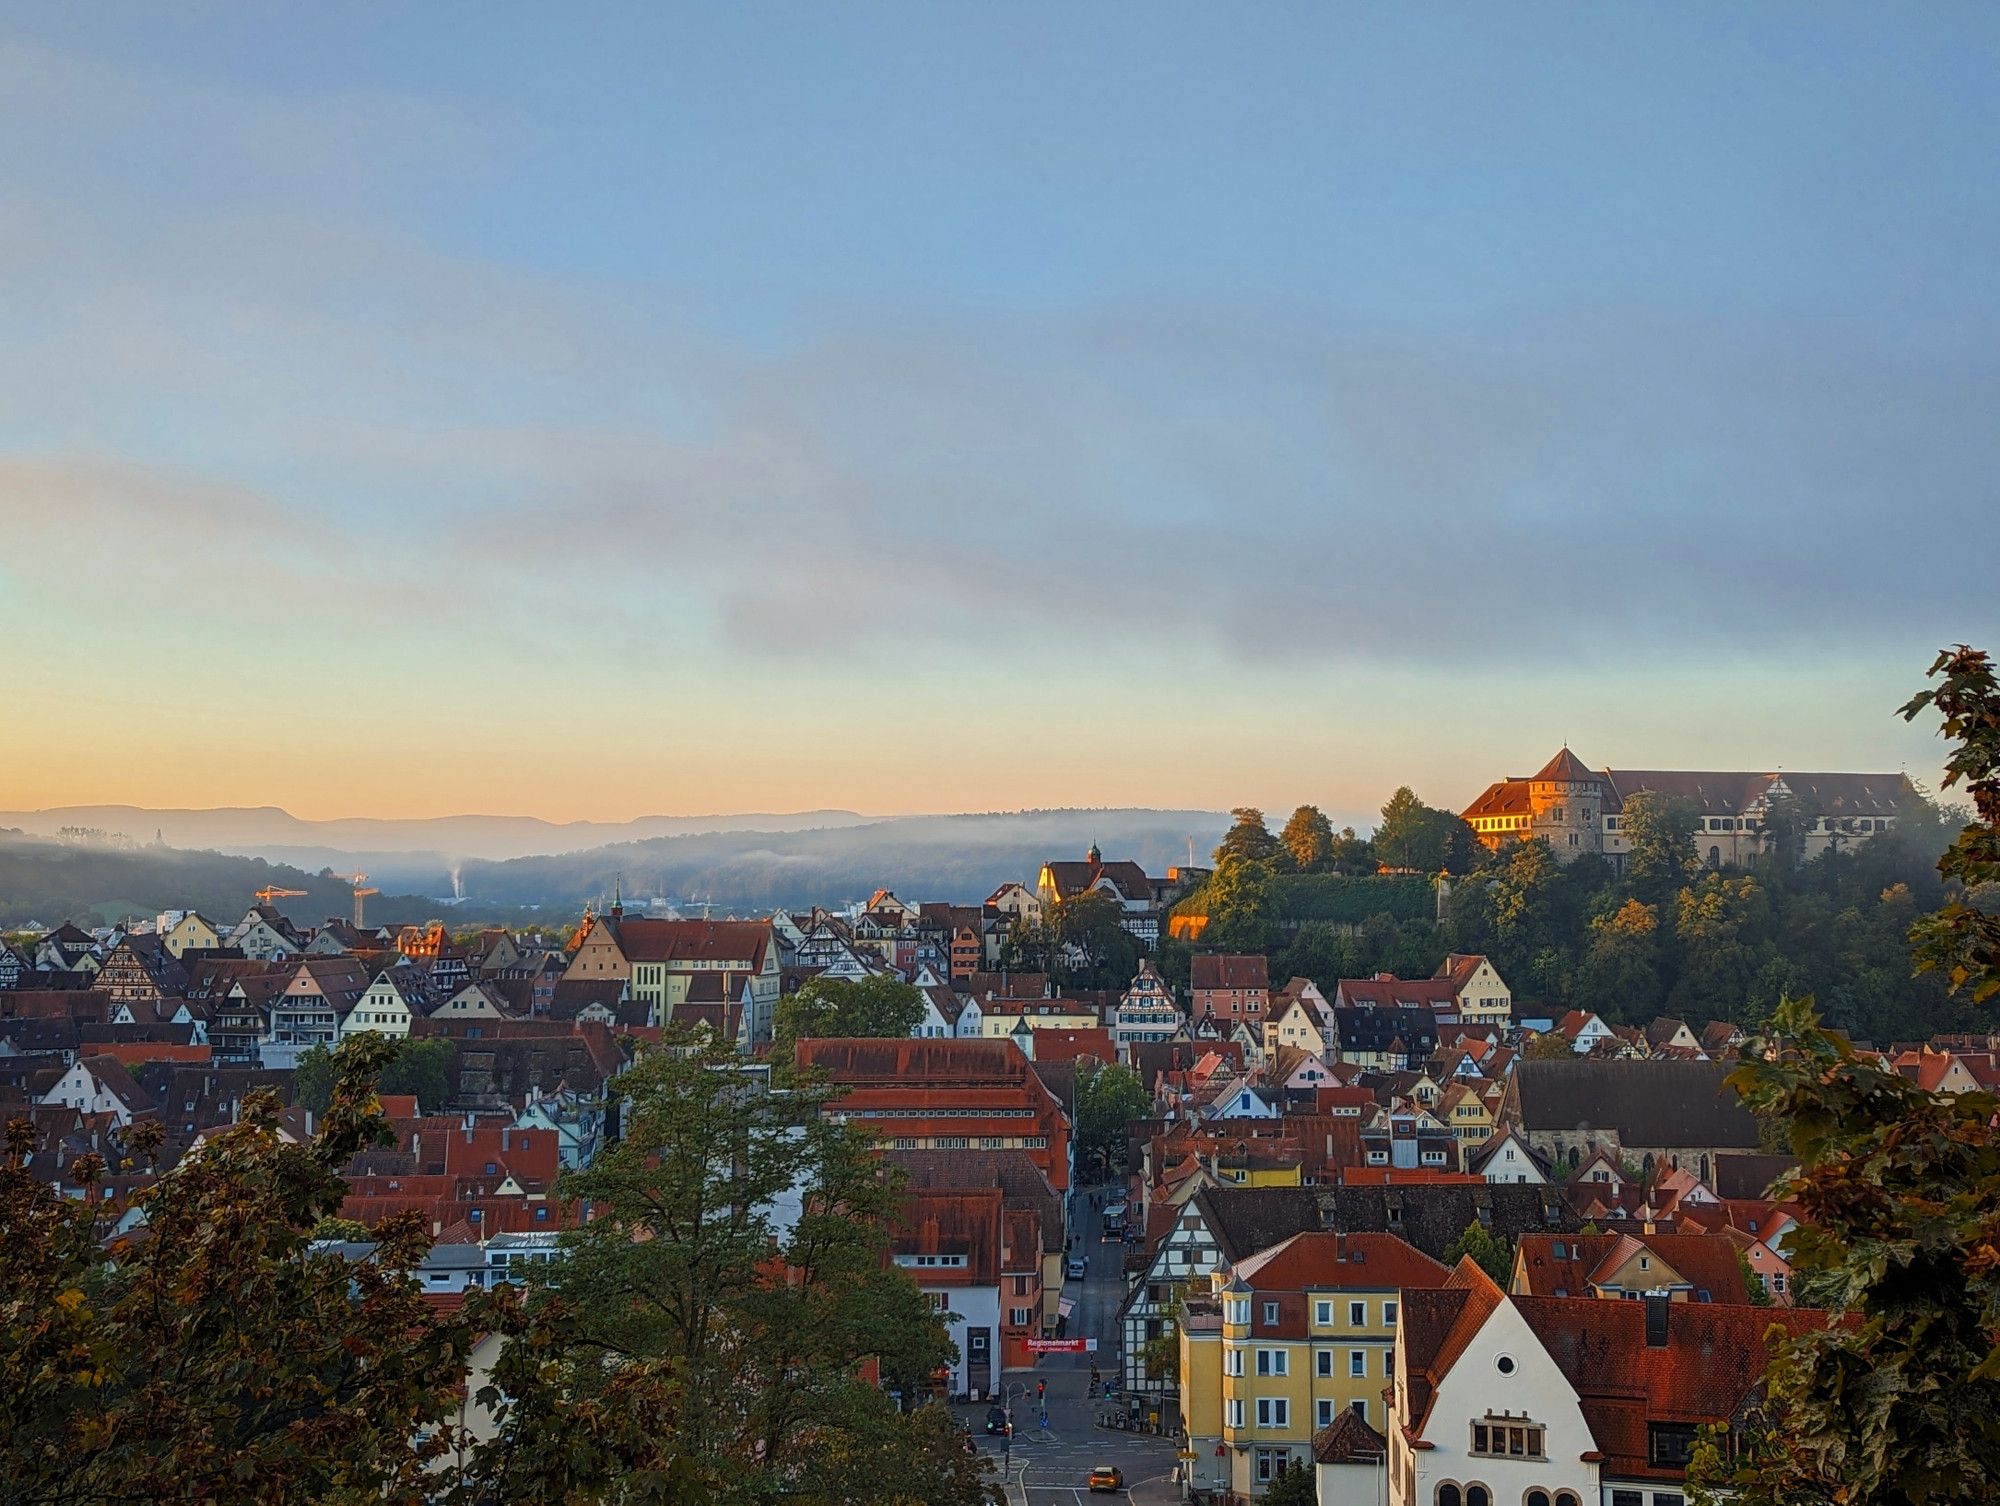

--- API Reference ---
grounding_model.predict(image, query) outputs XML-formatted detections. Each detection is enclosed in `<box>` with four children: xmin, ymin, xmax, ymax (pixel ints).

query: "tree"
<box><xmin>1327</xmin><ymin>825</ymin><xmax>1376</xmax><ymax>875</ymax></box>
<box><xmin>1214</xmin><ymin>808</ymin><xmax>1280</xmax><ymax>867</ymax></box>
<box><xmin>1736</xmin><ymin>1248</ymin><xmax>1774</xmax><ymax>1308</ymax></box>
<box><xmin>1571</xmin><ymin>899</ymin><xmax>1664</xmax><ymax>1023</ymax></box>
<box><xmin>1279</xmin><ymin>805</ymin><xmax>1336</xmax><ymax>874</ymax></box>
<box><xmin>1053</xmin><ymin>890</ymin><xmax>1142</xmax><ymax>990</ymax></box>
<box><xmin>379</xmin><ymin>1035</ymin><xmax>454</xmax><ymax>1112</ymax></box>
<box><xmin>0</xmin><ymin>1033</ymin><xmax>484</xmax><ymax>1505</ymax></box>
<box><xmin>468</xmin><ymin>1029</ymin><xmax>986</xmax><ymax>1506</ymax></box>
<box><xmin>1689</xmin><ymin>645</ymin><xmax>2000</xmax><ymax>1506</ymax></box>
<box><xmin>1076</xmin><ymin>1060</ymin><xmax>1152</xmax><ymax>1183</ymax></box>
<box><xmin>1373</xmin><ymin>787</ymin><xmax>1432</xmax><ymax>871</ymax></box>
<box><xmin>1441</xmin><ymin>1218</ymin><xmax>1512</xmax><ymax>1283</ymax></box>
<box><xmin>292</xmin><ymin>1041</ymin><xmax>335</xmax><ymax>1115</ymax></box>
<box><xmin>1901</xmin><ymin>645</ymin><xmax>2000</xmax><ymax>1003</ymax></box>
<box><xmin>1524</xmin><ymin>1030</ymin><xmax>1574</xmax><ymax>1060</ymax></box>
<box><xmin>1262</xmin><ymin>1462</ymin><xmax>1320</xmax><ymax>1506</ymax></box>
<box><xmin>1201</xmin><ymin>856</ymin><xmax>1278</xmax><ymax>953</ymax></box>
<box><xmin>774</xmin><ymin>973</ymin><xmax>926</xmax><ymax>1056</ymax></box>
<box><xmin>1621</xmin><ymin>790</ymin><xmax>1701</xmax><ymax>894</ymax></box>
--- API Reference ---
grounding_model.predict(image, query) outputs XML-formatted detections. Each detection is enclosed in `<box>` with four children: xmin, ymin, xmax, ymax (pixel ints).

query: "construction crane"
<box><xmin>254</xmin><ymin>885</ymin><xmax>307</xmax><ymax>907</ymax></box>
<box><xmin>332</xmin><ymin>872</ymin><xmax>381</xmax><ymax>929</ymax></box>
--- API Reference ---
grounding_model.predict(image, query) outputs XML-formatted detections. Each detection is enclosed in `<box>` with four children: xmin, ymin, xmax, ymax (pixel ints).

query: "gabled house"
<box><xmin>1192</xmin><ymin>954</ymin><xmax>1271</xmax><ymax>1024</ymax></box>
<box><xmin>1466</xmin><ymin>1126</ymin><xmax>1551</xmax><ymax>1185</ymax></box>
<box><xmin>228</xmin><ymin>906</ymin><xmax>304</xmax><ymax>963</ymax></box>
<box><xmin>161</xmin><ymin>911</ymin><xmax>223</xmax><ymax>959</ymax></box>
<box><xmin>1391</xmin><ymin>1259</ymin><xmax>1841</xmax><ymax>1506</ymax></box>
<box><xmin>42</xmin><ymin>1054</ymin><xmax>155</xmax><ymax>1126</ymax></box>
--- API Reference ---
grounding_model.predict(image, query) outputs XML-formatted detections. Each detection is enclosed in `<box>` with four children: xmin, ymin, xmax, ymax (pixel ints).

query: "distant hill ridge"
<box><xmin>0</xmin><ymin>806</ymin><xmax>1233</xmax><ymax>922</ymax></box>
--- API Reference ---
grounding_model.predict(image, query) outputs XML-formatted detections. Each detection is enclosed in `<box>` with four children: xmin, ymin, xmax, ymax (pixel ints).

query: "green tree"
<box><xmin>1373</xmin><ymin>787</ymin><xmax>1432</xmax><ymax>871</ymax></box>
<box><xmin>1279</xmin><ymin>805</ymin><xmax>1336</xmax><ymax>874</ymax></box>
<box><xmin>1689</xmin><ymin>645</ymin><xmax>2000</xmax><ymax>1506</ymax></box>
<box><xmin>1669</xmin><ymin>874</ymin><xmax>1774</xmax><ymax>1016</ymax></box>
<box><xmin>1053</xmin><ymin>889</ymin><xmax>1142</xmax><ymax>990</ymax></box>
<box><xmin>472</xmin><ymin>1029</ymin><xmax>985</xmax><ymax>1506</ymax></box>
<box><xmin>292</xmin><ymin>1041</ymin><xmax>335</xmax><ymax>1115</ymax></box>
<box><xmin>378</xmin><ymin>1035</ymin><xmax>454</xmax><ymax>1112</ymax></box>
<box><xmin>1736</xmin><ymin>1248</ymin><xmax>1774</xmax><ymax>1308</ymax></box>
<box><xmin>1621</xmin><ymin>790</ymin><xmax>1701</xmax><ymax>895</ymax></box>
<box><xmin>1076</xmin><ymin>1060</ymin><xmax>1153</xmax><ymax>1183</ymax></box>
<box><xmin>0</xmin><ymin>1033</ymin><xmax>483</xmax><ymax>1505</ymax></box>
<box><xmin>1571</xmin><ymin>899</ymin><xmax>1664</xmax><ymax>1023</ymax></box>
<box><xmin>774</xmin><ymin>973</ymin><xmax>927</xmax><ymax>1056</ymax></box>
<box><xmin>1201</xmin><ymin>857</ymin><xmax>1278</xmax><ymax>953</ymax></box>
<box><xmin>1327</xmin><ymin>825</ymin><xmax>1376</xmax><ymax>875</ymax></box>
<box><xmin>1441</xmin><ymin>1218</ymin><xmax>1512</xmax><ymax>1283</ymax></box>
<box><xmin>1262</xmin><ymin>1463</ymin><xmax>1320</xmax><ymax>1506</ymax></box>
<box><xmin>1214</xmin><ymin>808</ymin><xmax>1281</xmax><ymax>867</ymax></box>
<box><xmin>1900</xmin><ymin>645</ymin><xmax>2000</xmax><ymax>1003</ymax></box>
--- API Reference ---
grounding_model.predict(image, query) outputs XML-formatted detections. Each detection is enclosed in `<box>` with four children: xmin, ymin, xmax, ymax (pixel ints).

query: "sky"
<box><xmin>1</xmin><ymin>4</ymin><xmax>1994</xmax><ymax>826</ymax></box>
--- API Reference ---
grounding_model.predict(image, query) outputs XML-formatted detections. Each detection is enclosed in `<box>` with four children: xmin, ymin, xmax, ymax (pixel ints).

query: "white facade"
<box><xmin>1392</xmin><ymin>1298</ymin><xmax>1597</xmax><ymax>1506</ymax></box>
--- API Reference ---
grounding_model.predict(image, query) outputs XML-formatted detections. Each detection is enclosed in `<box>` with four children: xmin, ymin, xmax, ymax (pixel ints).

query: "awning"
<box><xmin>1057</xmin><ymin>1297</ymin><xmax>1076</xmax><ymax>1319</ymax></box>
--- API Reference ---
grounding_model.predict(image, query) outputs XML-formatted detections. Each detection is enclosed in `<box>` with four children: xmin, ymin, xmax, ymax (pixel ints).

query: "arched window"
<box><xmin>1554</xmin><ymin>1494</ymin><xmax>1581</xmax><ymax>1506</ymax></box>
<box><xmin>1436</xmin><ymin>1488</ymin><xmax>1462</xmax><ymax>1506</ymax></box>
<box><xmin>1467</xmin><ymin>1488</ymin><xmax>1491</xmax><ymax>1506</ymax></box>
<box><xmin>1527</xmin><ymin>1492</ymin><xmax>1551</xmax><ymax>1506</ymax></box>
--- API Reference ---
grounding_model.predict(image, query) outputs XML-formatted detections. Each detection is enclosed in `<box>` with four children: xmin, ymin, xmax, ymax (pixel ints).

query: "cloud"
<box><xmin>0</xmin><ymin>34</ymin><xmax>1990</xmax><ymax>679</ymax></box>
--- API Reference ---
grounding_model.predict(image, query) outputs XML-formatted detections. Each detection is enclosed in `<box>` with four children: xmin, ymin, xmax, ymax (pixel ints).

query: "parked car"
<box><xmin>983</xmin><ymin>1405</ymin><xmax>1009</xmax><ymax>1436</ymax></box>
<box><xmin>1087</xmin><ymin>1464</ymin><xmax>1125</xmax><ymax>1492</ymax></box>
<box><xmin>1066</xmin><ymin>1255</ymin><xmax>1088</xmax><ymax>1279</ymax></box>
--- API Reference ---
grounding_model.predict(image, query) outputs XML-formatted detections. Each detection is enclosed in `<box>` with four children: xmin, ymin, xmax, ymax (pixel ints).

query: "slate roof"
<box><xmin>1191</xmin><ymin>954</ymin><xmax>1270</xmax><ymax>991</ymax></box>
<box><xmin>1509</xmin><ymin>1059</ymin><xmax>1761</xmax><ymax>1149</ymax></box>
<box><xmin>1193</xmin><ymin>1182</ymin><xmax>1576</xmax><ymax>1266</ymax></box>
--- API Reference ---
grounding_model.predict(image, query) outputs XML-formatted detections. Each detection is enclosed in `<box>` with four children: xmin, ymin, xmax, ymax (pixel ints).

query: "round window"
<box><xmin>1495</xmin><ymin>1354</ymin><xmax>1516</xmax><ymax>1375</ymax></box>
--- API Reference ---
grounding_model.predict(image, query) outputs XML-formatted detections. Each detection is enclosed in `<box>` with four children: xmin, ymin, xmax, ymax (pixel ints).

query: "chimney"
<box><xmin>1643</xmin><ymin>1292</ymin><xmax>1670</xmax><ymax>1348</ymax></box>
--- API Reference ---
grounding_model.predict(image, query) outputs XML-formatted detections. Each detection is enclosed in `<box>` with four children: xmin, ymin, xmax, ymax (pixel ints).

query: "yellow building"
<box><xmin>978</xmin><ymin>1001</ymin><xmax>1102</xmax><ymax>1037</ymax></box>
<box><xmin>1179</xmin><ymin>1232</ymin><xmax>1450</xmax><ymax>1499</ymax></box>
<box><xmin>1434</xmin><ymin>1082</ymin><xmax>1496</xmax><ymax>1146</ymax></box>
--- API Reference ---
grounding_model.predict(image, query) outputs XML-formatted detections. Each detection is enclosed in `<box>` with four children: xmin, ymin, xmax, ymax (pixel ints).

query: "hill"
<box><xmin>459</xmin><ymin>809</ymin><xmax>1230</xmax><ymax>912</ymax></box>
<box><xmin>0</xmin><ymin>831</ymin><xmax>438</xmax><ymax>932</ymax></box>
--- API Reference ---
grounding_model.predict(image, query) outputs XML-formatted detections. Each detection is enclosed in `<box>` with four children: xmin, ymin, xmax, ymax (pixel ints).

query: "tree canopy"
<box><xmin>774</xmin><ymin>973</ymin><xmax>927</xmax><ymax>1054</ymax></box>
<box><xmin>1076</xmin><ymin>1060</ymin><xmax>1152</xmax><ymax>1182</ymax></box>
<box><xmin>1690</xmin><ymin>644</ymin><xmax>2000</xmax><ymax>1506</ymax></box>
<box><xmin>473</xmin><ymin>1029</ymin><xmax>988</xmax><ymax>1506</ymax></box>
<box><xmin>1213</xmin><ymin>807</ymin><xmax>1280</xmax><ymax>867</ymax></box>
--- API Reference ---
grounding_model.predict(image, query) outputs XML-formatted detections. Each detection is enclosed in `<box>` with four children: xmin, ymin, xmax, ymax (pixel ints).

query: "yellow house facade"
<box><xmin>1179</xmin><ymin>1232</ymin><xmax>1450</xmax><ymax>1499</ymax></box>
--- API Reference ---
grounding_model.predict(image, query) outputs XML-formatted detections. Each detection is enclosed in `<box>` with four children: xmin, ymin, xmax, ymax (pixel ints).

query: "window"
<box><xmin>1554</xmin><ymin>1495</ymin><xmax>1581</xmax><ymax>1506</ymax></box>
<box><xmin>1467</xmin><ymin>1488</ymin><xmax>1491</xmax><ymax>1506</ymax></box>
<box><xmin>1315</xmin><ymin>1299</ymin><xmax>1333</xmax><ymax>1326</ymax></box>
<box><xmin>1262</xmin><ymin>1301</ymin><xmax>1280</xmax><ymax>1326</ymax></box>
<box><xmin>1349</xmin><ymin>1300</ymin><xmax>1366</xmax><ymax>1326</ymax></box>
<box><xmin>1649</xmin><ymin>1424</ymin><xmax>1699</xmax><ymax>1468</ymax></box>
<box><xmin>1225</xmin><ymin>1349</ymin><xmax>1244</xmax><ymax>1377</ymax></box>
<box><xmin>1470</xmin><ymin>1422</ymin><xmax>1543</xmax><ymax>1459</ymax></box>
<box><xmin>1436</xmin><ymin>1489</ymin><xmax>1462</xmax><ymax>1506</ymax></box>
<box><xmin>1316</xmin><ymin>1399</ymin><xmax>1335</xmax><ymax>1427</ymax></box>
<box><xmin>1010</xmin><ymin>1308</ymin><xmax>1032</xmax><ymax>1326</ymax></box>
<box><xmin>1316</xmin><ymin>1348</ymin><xmax>1333</xmax><ymax>1377</ymax></box>
<box><xmin>1650</xmin><ymin>1497</ymin><xmax>1685</xmax><ymax>1506</ymax></box>
<box><xmin>1350</xmin><ymin>1399</ymin><xmax>1367</xmax><ymax>1423</ymax></box>
<box><xmin>1611</xmin><ymin>1493</ymin><xmax>1644</xmax><ymax>1506</ymax></box>
<box><xmin>1383</xmin><ymin>1300</ymin><xmax>1398</xmax><ymax>1326</ymax></box>
<box><xmin>1255</xmin><ymin>1397</ymin><xmax>1289</xmax><ymax>1428</ymax></box>
<box><xmin>1384</xmin><ymin>1348</ymin><xmax>1395</xmax><ymax>1376</ymax></box>
<box><xmin>1495</xmin><ymin>1354</ymin><xmax>1516</xmax><ymax>1375</ymax></box>
<box><xmin>1226</xmin><ymin>1398</ymin><xmax>1244</xmax><ymax>1429</ymax></box>
<box><xmin>1255</xmin><ymin>1349</ymin><xmax>1287</xmax><ymax>1376</ymax></box>
<box><xmin>1349</xmin><ymin>1350</ymin><xmax>1365</xmax><ymax>1377</ymax></box>
<box><xmin>1528</xmin><ymin>1493</ymin><xmax>1550</xmax><ymax>1506</ymax></box>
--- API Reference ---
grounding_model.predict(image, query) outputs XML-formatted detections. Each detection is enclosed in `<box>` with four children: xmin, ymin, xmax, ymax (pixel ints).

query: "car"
<box><xmin>1087</xmin><ymin>1464</ymin><xmax>1125</xmax><ymax>1492</ymax></box>
<box><xmin>1066</xmin><ymin>1255</ymin><xmax>1088</xmax><ymax>1279</ymax></box>
<box><xmin>983</xmin><ymin>1405</ymin><xmax>1009</xmax><ymax>1436</ymax></box>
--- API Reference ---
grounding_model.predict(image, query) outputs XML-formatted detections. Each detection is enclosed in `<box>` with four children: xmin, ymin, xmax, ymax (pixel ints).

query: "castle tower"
<box><xmin>1527</xmin><ymin>747</ymin><xmax>1605</xmax><ymax>862</ymax></box>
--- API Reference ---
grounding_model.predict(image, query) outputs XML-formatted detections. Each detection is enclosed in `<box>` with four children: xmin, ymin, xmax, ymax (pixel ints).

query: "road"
<box><xmin>955</xmin><ymin>1186</ymin><xmax>1184</xmax><ymax>1506</ymax></box>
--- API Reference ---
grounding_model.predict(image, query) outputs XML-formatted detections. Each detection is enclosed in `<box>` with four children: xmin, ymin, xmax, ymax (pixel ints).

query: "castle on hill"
<box><xmin>1461</xmin><ymin>748</ymin><xmax>1912</xmax><ymax>869</ymax></box>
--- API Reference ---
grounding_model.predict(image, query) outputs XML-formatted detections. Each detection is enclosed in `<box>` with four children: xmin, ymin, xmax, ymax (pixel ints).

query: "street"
<box><xmin>955</xmin><ymin>1188</ymin><xmax>1184</xmax><ymax>1506</ymax></box>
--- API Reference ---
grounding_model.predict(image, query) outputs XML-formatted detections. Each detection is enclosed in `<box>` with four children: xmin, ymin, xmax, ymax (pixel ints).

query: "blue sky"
<box><xmin>0</xmin><ymin>5</ymin><xmax>1992</xmax><ymax>821</ymax></box>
